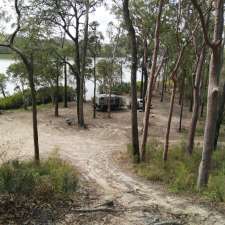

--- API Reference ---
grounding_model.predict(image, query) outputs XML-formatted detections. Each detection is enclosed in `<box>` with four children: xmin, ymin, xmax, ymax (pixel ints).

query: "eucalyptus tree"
<box><xmin>163</xmin><ymin>0</ymin><xmax>197</xmax><ymax>161</ymax></box>
<box><xmin>187</xmin><ymin>43</ymin><xmax>208</xmax><ymax>154</ymax></box>
<box><xmin>140</xmin><ymin>0</ymin><xmax>164</xmax><ymax>161</ymax></box>
<box><xmin>35</xmin><ymin>0</ymin><xmax>102</xmax><ymax>127</ymax></box>
<box><xmin>96</xmin><ymin>59</ymin><xmax>120</xmax><ymax>96</ymax></box>
<box><xmin>58</xmin><ymin>30</ymin><xmax>69</xmax><ymax>108</ymax></box>
<box><xmin>88</xmin><ymin>21</ymin><xmax>103</xmax><ymax>118</ymax></box>
<box><xmin>191</xmin><ymin>0</ymin><xmax>224</xmax><ymax>188</ymax></box>
<box><xmin>186</xmin><ymin>5</ymin><xmax>212</xmax><ymax>155</ymax></box>
<box><xmin>37</xmin><ymin>45</ymin><xmax>63</xmax><ymax>117</ymax></box>
<box><xmin>122</xmin><ymin>0</ymin><xmax>140</xmax><ymax>162</ymax></box>
<box><xmin>214</xmin><ymin>68</ymin><xmax>225</xmax><ymax>149</ymax></box>
<box><xmin>177</xmin><ymin>47</ymin><xmax>195</xmax><ymax>132</ymax></box>
<box><xmin>0</xmin><ymin>0</ymin><xmax>44</xmax><ymax>162</ymax></box>
<box><xmin>120</xmin><ymin>0</ymin><xmax>158</xmax><ymax>104</ymax></box>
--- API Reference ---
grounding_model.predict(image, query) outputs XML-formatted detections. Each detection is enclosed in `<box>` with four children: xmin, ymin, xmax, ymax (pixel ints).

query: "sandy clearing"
<box><xmin>0</xmin><ymin>98</ymin><xmax>225</xmax><ymax>225</ymax></box>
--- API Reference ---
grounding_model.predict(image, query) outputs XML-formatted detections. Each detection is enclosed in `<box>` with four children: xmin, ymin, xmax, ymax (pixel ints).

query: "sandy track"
<box><xmin>0</xmin><ymin>103</ymin><xmax>225</xmax><ymax>225</ymax></box>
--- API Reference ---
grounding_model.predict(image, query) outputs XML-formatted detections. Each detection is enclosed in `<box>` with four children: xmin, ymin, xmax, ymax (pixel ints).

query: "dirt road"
<box><xmin>0</xmin><ymin>102</ymin><xmax>225</xmax><ymax>225</ymax></box>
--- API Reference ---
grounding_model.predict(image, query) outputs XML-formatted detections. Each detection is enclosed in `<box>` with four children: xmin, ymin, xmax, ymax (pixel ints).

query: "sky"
<box><xmin>0</xmin><ymin>0</ymin><xmax>117</xmax><ymax>43</ymax></box>
<box><xmin>91</xmin><ymin>1</ymin><xmax>117</xmax><ymax>42</ymax></box>
<box><xmin>0</xmin><ymin>0</ymin><xmax>139</xmax><ymax>99</ymax></box>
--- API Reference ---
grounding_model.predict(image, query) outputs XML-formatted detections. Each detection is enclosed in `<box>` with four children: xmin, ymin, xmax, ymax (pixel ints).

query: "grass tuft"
<box><xmin>0</xmin><ymin>151</ymin><xmax>78</xmax><ymax>198</ymax></box>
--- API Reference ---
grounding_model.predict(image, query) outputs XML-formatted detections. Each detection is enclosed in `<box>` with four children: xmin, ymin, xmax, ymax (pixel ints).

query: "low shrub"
<box><xmin>0</xmin><ymin>92</ymin><xmax>26</xmax><ymax>110</ymax></box>
<box><xmin>130</xmin><ymin>139</ymin><xmax>225</xmax><ymax>202</ymax></box>
<box><xmin>0</xmin><ymin>86</ymin><xmax>76</xmax><ymax>110</ymax></box>
<box><xmin>0</xmin><ymin>152</ymin><xmax>78</xmax><ymax>198</ymax></box>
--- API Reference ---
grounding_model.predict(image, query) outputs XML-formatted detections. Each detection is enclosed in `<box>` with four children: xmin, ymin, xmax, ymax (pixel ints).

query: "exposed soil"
<box><xmin>0</xmin><ymin>94</ymin><xmax>225</xmax><ymax>225</ymax></box>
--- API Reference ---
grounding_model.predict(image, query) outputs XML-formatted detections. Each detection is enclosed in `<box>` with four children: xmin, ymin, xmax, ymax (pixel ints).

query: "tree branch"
<box><xmin>190</xmin><ymin>0</ymin><xmax>214</xmax><ymax>48</ymax></box>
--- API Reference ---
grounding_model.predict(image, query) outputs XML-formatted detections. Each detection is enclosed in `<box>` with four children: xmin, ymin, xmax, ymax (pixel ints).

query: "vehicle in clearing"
<box><xmin>95</xmin><ymin>94</ymin><xmax>125</xmax><ymax>111</ymax></box>
<box><xmin>126</xmin><ymin>98</ymin><xmax>144</xmax><ymax>110</ymax></box>
<box><xmin>137</xmin><ymin>98</ymin><xmax>144</xmax><ymax>110</ymax></box>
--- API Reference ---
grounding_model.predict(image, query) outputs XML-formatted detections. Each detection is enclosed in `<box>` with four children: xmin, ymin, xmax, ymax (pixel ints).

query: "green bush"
<box><xmin>0</xmin><ymin>153</ymin><xmax>78</xmax><ymax>198</ymax></box>
<box><xmin>0</xmin><ymin>92</ymin><xmax>26</xmax><ymax>110</ymax></box>
<box><xmin>36</xmin><ymin>86</ymin><xmax>75</xmax><ymax>105</ymax></box>
<box><xmin>99</xmin><ymin>82</ymin><xmax>131</xmax><ymax>95</ymax></box>
<box><xmin>0</xmin><ymin>86</ymin><xmax>76</xmax><ymax>110</ymax></box>
<box><xmin>111</xmin><ymin>83</ymin><xmax>131</xmax><ymax>94</ymax></box>
<box><xmin>131</xmin><ymin>140</ymin><xmax>225</xmax><ymax>202</ymax></box>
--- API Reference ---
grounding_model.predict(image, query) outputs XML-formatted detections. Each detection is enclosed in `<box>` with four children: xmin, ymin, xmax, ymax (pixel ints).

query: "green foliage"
<box><xmin>0</xmin><ymin>152</ymin><xmax>78</xmax><ymax>198</ymax></box>
<box><xmin>96</xmin><ymin>59</ymin><xmax>121</xmax><ymax>94</ymax></box>
<box><xmin>0</xmin><ymin>47</ymin><xmax>12</xmax><ymax>55</ymax></box>
<box><xmin>0</xmin><ymin>92</ymin><xmax>25</xmax><ymax>110</ymax></box>
<box><xmin>0</xmin><ymin>86</ymin><xmax>75</xmax><ymax>110</ymax></box>
<box><xmin>0</xmin><ymin>73</ymin><xmax>7</xmax><ymax>94</ymax></box>
<box><xmin>98</xmin><ymin>81</ymin><xmax>143</xmax><ymax>95</ymax></box>
<box><xmin>0</xmin><ymin>54</ymin><xmax>13</xmax><ymax>59</ymax></box>
<box><xmin>136</xmin><ymin>81</ymin><xmax>142</xmax><ymax>93</ymax></box>
<box><xmin>99</xmin><ymin>82</ymin><xmax>130</xmax><ymax>95</ymax></box>
<box><xmin>111</xmin><ymin>83</ymin><xmax>130</xmax><ymax>95</ymax></box>
<box><xmin>130</xmin><ymin>140</ymin><xmax>225</xmax><ymax>202</ymax></box>
<box><xmin>204</xmin><ymin>149</ymin><xmax>225</xmax><ymax>202</ymax></box>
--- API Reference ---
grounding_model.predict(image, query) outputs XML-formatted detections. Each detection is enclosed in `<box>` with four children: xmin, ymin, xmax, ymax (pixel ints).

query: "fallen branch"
<box><xmin>71</xmin><ymin>207</ymin><xmax>122</xmax><ymax>213</ymax></box>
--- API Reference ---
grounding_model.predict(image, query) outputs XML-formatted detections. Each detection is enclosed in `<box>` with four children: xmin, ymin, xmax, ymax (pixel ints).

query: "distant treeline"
<box><xmin>0</xmin><ymin>40</ymin><xmax>125</xmax><ymax>59</ymax></box>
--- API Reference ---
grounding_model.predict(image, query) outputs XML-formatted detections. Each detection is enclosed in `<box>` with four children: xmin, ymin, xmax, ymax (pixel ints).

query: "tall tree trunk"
<box><xmin>187</xmin><ymin>44</ymin><xmax>206</xmax><ymax>154</ymax></box>
<box><xmin>29</xmin><ymin>72</ymin><xmax>39</xmax><ymax>162</ymax></box>
<box><xmin>76</xmin><ymin>75</ymin><xmax>80</xmax><ymax>122</ymax></box>
<box><xmin>123</xmin><ymin>0</ymin><xmax>140</xmax><ymax>162</ymax></box>
<box><xmin>200</xmin><ymin>101</ymin><xmax>204</xmax><ymax>117</ymax></box>
<box><xmin>214</xmin><ymin>82</ymin><xmax>225</xmax><ymax>149</ymax></box>
<box><xmin>25</xmin><ymin>56</ymin><xmax>39</xmax><ymax>162</ymax></box>
<box><xmin>120</xmin><ymin>61</ymin><xmax>123</xmax><ymax>84</ymax></box>
<box><xmin>160</xmin><ymin>71</ymin><xmax>166</xmax><ymax>102</ymax></box>
<box><xmin>141</xmin><ymin>74</ymin><xmax>155</xmax><ymax>160</ymax></box>
<box><xmin>79</xmin><ymin>2</ymin><xmax>89</xmax><ymax>128</ymax></box>
<box><xmin>163</xmin><ymin>46</ymin><xmax>185</xmax><ymax>161</ymax></box>
<box><xmin>192</xmin><ymin>0</ymin><xmax>224</xmax><ymax>188</ymax></box>
<box><xmin>178</xmin><ymin>75</ymin><xmax>185</xmax><ymax>105</ymax></box>
<box><xmin>140</xmin><ymin>60</ymin><xmax>144</xmax><ymax>99</ymax></box>
<box><xmin>141</xmin><ymin>37</ymin><xmax>148</xmax><ymax>100</ymax></box>
<box><xmin>200</xmin><ymin>71</ymin><xmax>208</xmax><ymax>118</ymax></box>
<box><xmin>64</xmin><ymin>60</ymin><xmax>68</xmax><ymax>108</ymax></box>
<box><xmin>75</xmin><ymin>18</ymin><xmax>81</xmax><ymax>124</ymax></box>
<box><xmin>93</xmin><ymin>56</ymin><xmax>97</xmax><ymax>119</ymax></box>
<box><xmin>214</xmin><ymin>40</ymin><xmax>225</xmax><ymax>149</ymax></box>
<box><xmin>22</xmin><ymin>88</ymin><xmax>28</xmax><ymax>110</ymax></box>
<box><xmin>163</xmin><ymin>80</ymin><xmax>177</xmax><ymax>161</ymax></box>
<box><xmin>165</xmin><ymin>70</ymin><xmax>168</xmax><ymax>92</ymax></box>
<box><xmin>140</xmin><ymin>0</ymin><xmax>164</xmax><ymax>161</ymax></box>
<box><xmin>55</xmin><ymin>68</ymin><xmax>59</xmax><ymax>117</ymax></box>
<box><xmin>107</xmin><ymin>78</ymin><xmax>112</xmax><ymax>118</ymax></box>
<box><xmin>189</xmin><ymin>64</ymin><xmax>198</xmax><ymax>112</ymax></box>
<box><xmin>189</xmin><ymin>88</ymin><xmax>193</xmax><ymax>112</ymax></box>
<box><xmin>143</xmin><ymin>58</ymin><xmax>148</xmax><ymax>110</ymax></box>
<box><xmin>20</xmin><ymin>53</ymin><xmax>40</xmax><ymax>162</ymax></box>
<box><xmin>179</xmin><ymin>90</ymin><xmax>184</xmax><ymax>133</ymax></box>
<box><xmin>179</xmin><ymin>76</ymin><xmax>185</xmax><ymax>132</ymax></box>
